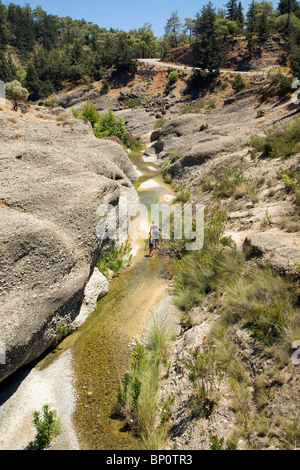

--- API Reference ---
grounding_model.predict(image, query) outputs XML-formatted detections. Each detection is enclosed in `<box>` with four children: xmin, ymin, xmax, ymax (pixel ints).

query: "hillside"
<box><xmin>162</xmin><ymin>35</ymin><xmax>288</xmax><ymax>72</ymax></box>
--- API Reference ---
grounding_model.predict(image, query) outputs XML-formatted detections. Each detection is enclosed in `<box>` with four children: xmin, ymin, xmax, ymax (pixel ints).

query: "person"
<box><xmin>152</xmin><ymin>226</ymin><xmax>160</xmax><ymax>248</ymax></box>
<box><xmin>149</xmin><ymin>233</ymin><xmax>154</xmax><ymax>257</ymax></box>
<box><xmin>150</xmin><ymin>221</ymin><xmax>161</xmax><ymax>249</ymax></box>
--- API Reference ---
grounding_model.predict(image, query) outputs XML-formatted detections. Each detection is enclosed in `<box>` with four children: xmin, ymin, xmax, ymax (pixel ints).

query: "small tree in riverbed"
<box><xmin>33</xmin><ymin>404</ymin><xmax>61</xmax><ymax>450</ymax></box>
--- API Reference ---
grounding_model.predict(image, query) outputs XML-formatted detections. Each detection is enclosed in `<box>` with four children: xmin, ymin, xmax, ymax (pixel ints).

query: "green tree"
<box><xmin>33</xmin><ymin>405</ymin><xmax>61</xmax><ymax>450</ymax></box>
<box><xmin>93</xmin><ymin>108</ymin><xmax>126</xmax><ymax>140</ymax></box>
<box><xmin>195</xmin><ymin>2</ymin><xmax>227</xmax><ymax>71</ymax></box>
<box><xmin>164</xmin><ymin>11</ymin><xmax>183</xmax><ymax>48</ymax></box>
<box><xmin>24</xmin><ymin>62</ymin><xmax>41</xmax><ymax>101</ymax></box>
<box><xmin>183</xmin><ymin>18</ymin><xmax>196</xmax><ymax>43</ymax></box>
<box><xmin>277</xmin><ymin>0</ymin><xmax>300</xmax><ymax>15</ymax></box>
<box><xmin>6</xmin><ymin>79</ymin><xmax>28</xmax><ymax>110</ymax></box>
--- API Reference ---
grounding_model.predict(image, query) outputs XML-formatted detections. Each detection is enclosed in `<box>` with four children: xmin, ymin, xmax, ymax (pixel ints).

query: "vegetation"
<box><xmin>96</xmin><ymin>240</ymin><xmax>132</xmax><ymax>277</ymax></box>
<box><xmin>180</xmin><ymin>338</ymin><xmax>225</xmax><ymax>417</ymax></box>
<box><xmin>232</xmin><ymin>73</ymin><xmax>246</xmax><ymax>93</ymax></box>
<box><xmin>5</xmin><ymin>80</ymin><xmax>28</xmax><ymax>110</ymax></box>
<box><xmin>74</xmin><ymin>102</ymin><xmax>143</xmax><ymax>151</ymax></box>
<box><xmin>117</xmin><ymin>328</ymin><xmax>174</xmax><ymax>449</ymax></box>
<box><xmin>32</xmin><ymin>405</ymin><xmax>61</xmax><ymax>450</ymax></box>
<box><xmin>249</xmin><ymin>116</ymin><xmax>300</xmax><ymax>159</ymax></box>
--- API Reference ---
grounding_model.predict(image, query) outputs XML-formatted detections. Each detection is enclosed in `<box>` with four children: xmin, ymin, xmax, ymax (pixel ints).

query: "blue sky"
<box><xmin>2</xmin><ymin>0</ymin><xmax>276</xmax><ymax>37</ymax></box>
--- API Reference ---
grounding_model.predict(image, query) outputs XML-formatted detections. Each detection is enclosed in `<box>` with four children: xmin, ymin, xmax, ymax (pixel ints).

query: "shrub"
<box><xmin>220</xmin><ymin>266</ymin><xmax>297</xmax><ymax>345</ymax></box>
<box><xmin>101</xmin><ymin>78</ymin><xmax>109</xmax><ymax>91</ymax></box>
<box><xmin>232</xmin><ymin>73</ymin><xmax>246</xmax><ymax>93</ymax></box>
<box><xmin>32</xmin><ymin>405</ymin><xmax>61</xmax><ymax>450</ymax></box>
<box><xmin>174</xmin><ymin>184</ymin><xmax>190</xmax><ymax>204</ymax></box>
<box><xmin>154</xmin><ymin>118</ymin><xmax>167</xmax><ymax>129</ymax></box>
<box><xmin>180</xmin><ymin>338</ymin><xmax>225</xmax><ymax>417</ymax></box>
<box><xmin>213</xmin><ymin>167</ymin><xmax>247</xmax><ymax>198</ymax></box>
<box><xmin>249</xmin><ymin>116</ymin><xmax>300</xmax><ymax>158</ymax></box>
<box><xmin>188</xmin><ymin>70</ymin><xmax>218</xmax><ymax>89</ymax></box>
<box><xmin>124</xmin><ymin>98</ymin><xmax>141</xmax><ymax>108</ymax></box>
<box><xmin>168</xmin><ymin>70</ymin><xmax>179</xmax><ymax>85</ymax></box>
<box><xmin>94</xmin><ymin>108</ymin><xmax>126</xmax><ymax>140</ymax></box>
<box><xmin>80</xmin><ymin>100</ymin><xmax>100</xmax><ymax>127</ymax></box>
<box><xmin>117</xmin><ymin>336</ymin><xmax>173</xmax><ymax>449</ymax></box>
<box><xmin>42</xmin><ymin>93</ymin><xmax>58</xmax><ymax>107</ymax></box>
<box><xmin>96</xmin><ymin>240</ymin><xmax>132</xmax><ymax>277</ymax></box>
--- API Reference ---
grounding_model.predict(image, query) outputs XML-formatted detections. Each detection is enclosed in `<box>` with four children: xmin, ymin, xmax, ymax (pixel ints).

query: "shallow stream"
<box><xmin>57</xmin><ymin>152</ymin><xmax>175</xmax><ymax>450</ymax></box>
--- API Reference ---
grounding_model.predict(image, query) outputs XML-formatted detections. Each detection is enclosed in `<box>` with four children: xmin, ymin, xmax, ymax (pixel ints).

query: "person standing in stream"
<box><xmin>150</xmin><ymin>222</ymin><xmax>161</xmax><ymax>249</ymax></box>
<box><xmin>149</xmin><ymin>232</ymin><xmax>154</xmax><ymax>257</ymax></box>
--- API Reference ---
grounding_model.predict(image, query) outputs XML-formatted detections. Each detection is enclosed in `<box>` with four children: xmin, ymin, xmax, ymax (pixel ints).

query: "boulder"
<box><xmin>0</xmin><ymin>109</ymin><xmax>138</xmax><ymax>382</ymax></box>
<box><xmin>243</xmin><ymin>230</ymin><xmax>300</xmax><ymax>279</ymax></box>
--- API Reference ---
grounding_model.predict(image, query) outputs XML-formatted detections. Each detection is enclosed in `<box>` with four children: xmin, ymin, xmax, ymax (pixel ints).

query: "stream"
<box><xmin>68</xmin><ymin>152</ymin><xmax>176</xmax><ymax>450</ymax></box>
<box><xmin>0</xmin><ymin>151</ymin><xmax>177</xmax><ymax>451</ymax></box>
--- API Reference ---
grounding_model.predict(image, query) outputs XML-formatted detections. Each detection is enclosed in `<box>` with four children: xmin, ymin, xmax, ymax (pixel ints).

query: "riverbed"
<box><xmin>0</xmin><ymin>150</ymin><xmax>177</xmax><ymax>450</ymax></box>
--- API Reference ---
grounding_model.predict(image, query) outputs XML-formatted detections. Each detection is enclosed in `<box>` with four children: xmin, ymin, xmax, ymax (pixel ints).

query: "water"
<box><xmin>70</xmin><ymin>152</ymin><xmax>176</xmax><ymax>450</ymax></box>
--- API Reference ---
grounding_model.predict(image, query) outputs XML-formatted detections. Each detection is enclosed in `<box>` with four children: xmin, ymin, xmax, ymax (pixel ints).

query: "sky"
<box><xmin>2</xmin><ymin>0</ymin><xmax>276</xmax><ymax>37</ymax></box>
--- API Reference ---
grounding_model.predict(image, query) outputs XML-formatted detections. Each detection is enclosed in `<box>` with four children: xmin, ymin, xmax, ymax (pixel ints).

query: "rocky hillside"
<box><xmin>162</xmin><ymin>35</ymin><xmax>288</xmax><ymax>71</ymax></box>
<box><xmin>0</xmin><ymin>102</ymin><xmax>138</xmax><ymax>383</ymax></box>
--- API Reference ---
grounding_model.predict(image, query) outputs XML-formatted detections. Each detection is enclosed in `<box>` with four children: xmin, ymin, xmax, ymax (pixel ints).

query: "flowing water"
<box><xmin>66</xmin><ymin>152</ymin><xmax>176</xmax><ymax>450</ymax></box>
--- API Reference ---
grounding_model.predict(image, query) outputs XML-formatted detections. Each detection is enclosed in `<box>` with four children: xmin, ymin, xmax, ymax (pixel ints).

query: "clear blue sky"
<box><xmin>2</xmin><ymin>0</ymin><xmax>276</xmax><ymax>37</ymax></box>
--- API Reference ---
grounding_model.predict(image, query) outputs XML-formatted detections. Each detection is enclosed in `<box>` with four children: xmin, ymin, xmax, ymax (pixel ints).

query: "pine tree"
<box><xmin>277</xmin><ymin>0</ymin><xmax>300</xmax><ymax>15</ymax></box>
<box><xmin>195</xmin><ymin>2</ymin><xmax>227</xmax><ymax>71</ymax></box>
<box><xmin>24</xmin><ymin>62</ymin><xmax>41</xmax><ymax>101</ymax></box>
<box><xmin>246</xmin><ymin>0</ymin><xmax>257</xmax><ymax>55</ymax></box>
<box><xmin>164</xmin><ymin>11</ymin><xmax>182</xmax><ymax>48</ymax></box>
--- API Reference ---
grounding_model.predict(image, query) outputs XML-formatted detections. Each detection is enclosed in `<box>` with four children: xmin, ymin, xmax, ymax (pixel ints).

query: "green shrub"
<box><xmin>174</xmin><ymin>184</ymin><xmax>190</xmax><ymax>204</ymax></box>
<box><xmin>6</xmin><ymin>80</ymin><xmax>28</xmax><ymax>111</ymax></box>
<box><xmin>180</xmin><ymin>98</ymin><xmax>205</xmax><ymax>115</ymax></box>
<box><xmin>220</xmin><ymin>266</ymin><xmax>297</xmax><ymax>345</ymax></box>
<box><xmin>80</xmin><ymin>100</ymin><xmax>100</xmax><ymax>127</ymax></box>
<box><xmin>43</xmin><ymin>93</ymin><xmax>59</xmax><ymax>107</ymax></box>
<box><xmin>249</xmin><ymin>116</ymin><xmax>300</xmax><ymax>158</ymax></box>
<box><xmin>180</xmin><ymin>338</ymin><xmax>225</xmax><ymax>417</ymax></box>
<box><xmin>214</xmin><ymin>167</ymin><xmax>247</xmax><ymax>198</ymax></box>
<box><xmin>117</xmin><ymin>335</ymin><xmax>173</xmax><ymax>449</ymax></box>
<box><xmin>32</xmin><ymin>405</ymin><xmax>61</xmax><ymax>450</ymax></box>
<box><xmin>94</xmin><ymin>108</ymin><xmax>126</xmax><ymax>140</ymax></box>
<box><xmin>124</xmin><ymin>98</ymin><xmax>141</xmax><ymax>108</ymax></box>
<box><xmin>71</xmin><ymin>108</ymin><xmax>80</xmax><ymax>118</ymax></box>
<box><xmin>154</xmin><ymin>118</ymin><xmax>167</xmax><ymax>129</ymax></box>
<box><xmin>188</xmin><ymin>70</ymin><xmax>218</xmax><ymax>89</ymax></box>
<box><xmin>168</xmin><ymin>70</ymin><xmax>179</xmax><ymax>85</ymax></box>
<box><xmin>232</xmin><ymin>74</ymin><xmax>246</xmax><ymax>93</ymax></box>
<box><xmin>96</xmin><ymin>240</ymin><xmax>132</xmax><ymax>276</ymax></box>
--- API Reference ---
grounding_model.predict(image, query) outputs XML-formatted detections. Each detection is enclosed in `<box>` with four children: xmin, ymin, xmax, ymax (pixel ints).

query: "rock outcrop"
<box><xmin>0</xmin><ymin>105</ymin><xmax>139</xmax><ymax>382</ymax></box>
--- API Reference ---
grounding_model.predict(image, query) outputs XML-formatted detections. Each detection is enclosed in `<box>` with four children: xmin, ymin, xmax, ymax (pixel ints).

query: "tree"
<box><xmin>6</xmin><ymin>80</ymin><xmax>28</xmax><ymax>110</ymax></box>
<box><xmin>246</xmin><ymin>0</ymin><xmax>257</xmax><ymax>55</ymax></box>
<box><xmin>93</xmin><ymin>108</ymin><xmax>126</xmax><ymax>140</ymax></box>
<box><xmin>277</xmin><ymin>0</ymin><xmax>300</xmax><ymax>15</ymax></box>
<box><xmin>24</xmin><ymin>62</ymin><xmax>40</xmax><ymax>101</ymax></box>
<box><xmin>164</xmin><ymin>11</ymin><xmax>182</xmax><ymax>48</ymax></box>
<box><xmin>183</xmin><ymin>18</ymin><xmax>196</xmax><ymax>43</ymax></box>
<box><xmin>0</xmin><ymin>0</ymin><xmax>7</xmax><ymax>47</ymax></box>
<box><xmin>195</xmin><ymin>2</ymin><xmax>227</xmax><ymax>71</ymax></box>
